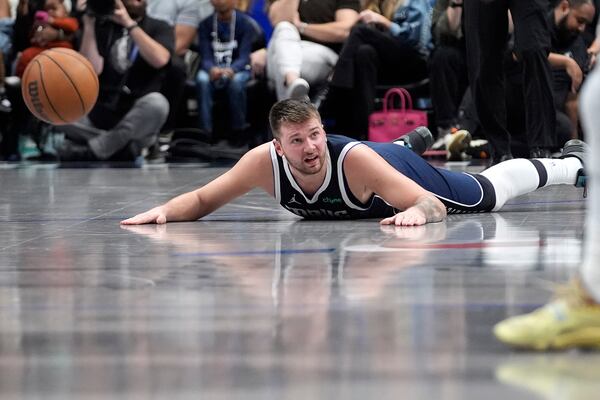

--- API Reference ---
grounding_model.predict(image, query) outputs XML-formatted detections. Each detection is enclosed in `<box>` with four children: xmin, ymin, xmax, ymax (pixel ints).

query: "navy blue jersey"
<box><xmin>270</xmin><ymin>134</ymin><xmax>495</xmax><ymax>220</ymax></box>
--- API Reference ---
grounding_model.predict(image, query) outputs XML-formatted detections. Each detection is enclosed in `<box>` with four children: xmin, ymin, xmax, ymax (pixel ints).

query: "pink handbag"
<box><xmin>368</xmin><ymin>87</ymin><xmax>428</xmax><ymax>142</ymax></box>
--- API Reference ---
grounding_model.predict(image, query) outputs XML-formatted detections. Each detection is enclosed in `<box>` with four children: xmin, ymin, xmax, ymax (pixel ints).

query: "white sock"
<box><xmin>480</xmin><ymin>157</ymin><xmax>582</xmax><ymax>211</ymax></box>
<box><xmin>535</xmin><ymin>157</ymin><xmax>583</xmax><ymax>186</ymax></box>
<box><xmin>579</xmin><ymin>67</ymin><xmax>600</xmax><ymax>303</ymax></box>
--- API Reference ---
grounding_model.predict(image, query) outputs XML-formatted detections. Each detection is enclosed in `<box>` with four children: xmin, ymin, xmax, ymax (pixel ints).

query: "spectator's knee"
<box><xmin>356</xmin><ymin>44</ymin><xmax>377</xmax><ymax>63</ymax></box>
<box><xmin>137</xmin><ymin>92</ymin><xmax>169</xmax><ymax>120</ymax></box>
<box><xmin>196</xmin><ymin>70</ymin><xmax>211</xmax><ymax>86</ymax></box>
<box><xmin>271</xmin><ymin>21</ymin><xmax>300</xmax><ymax>40</ymax></box>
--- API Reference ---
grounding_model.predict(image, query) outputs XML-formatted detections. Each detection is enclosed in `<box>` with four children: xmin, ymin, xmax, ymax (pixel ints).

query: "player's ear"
<box><xmin>273</xmin><ymin>138</ymin><xmax>284</xmax><ymax>156</ymax></box>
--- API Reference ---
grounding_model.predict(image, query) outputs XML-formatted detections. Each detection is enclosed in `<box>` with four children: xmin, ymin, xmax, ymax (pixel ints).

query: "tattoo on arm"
<box><xmin>413</xmin><ymin>195</ymin><xmax>446</xmax><ymax>223</ymax></box>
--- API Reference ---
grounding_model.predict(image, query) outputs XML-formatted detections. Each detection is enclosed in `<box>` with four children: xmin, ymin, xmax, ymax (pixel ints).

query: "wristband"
<box><xmin>449</xmin><ymin>1</ymin><xmax>463</xmax><ymax>8</ymax></box>
<box><xmin>299</xmin><ymin>22</ymin><xmax>307</xmax><ymax>35</ymax></box>
<box><xmin>126</xmin><ymin>22</ymin><xmax>139</xmax><ymax>32</ymax></box>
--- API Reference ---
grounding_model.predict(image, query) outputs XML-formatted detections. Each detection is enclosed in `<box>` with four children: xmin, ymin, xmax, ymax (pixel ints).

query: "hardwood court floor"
<box><xmin>0</xmin><ymin>160</ymin><xmax>597</xmax><ymax>400</ymax></box>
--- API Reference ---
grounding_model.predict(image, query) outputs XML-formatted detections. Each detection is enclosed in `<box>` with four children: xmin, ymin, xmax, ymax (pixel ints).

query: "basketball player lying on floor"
<box><xmin>121</xmin><ymin>99</ymin><xmax>586</xmax><ymax>226</ymax></box>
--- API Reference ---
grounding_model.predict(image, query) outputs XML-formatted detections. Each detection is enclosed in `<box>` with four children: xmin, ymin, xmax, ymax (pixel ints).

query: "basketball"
<box><xmin>21</xmin><ymin>48</ymin><xmax>99</xmax><ymax>125</ymax></box>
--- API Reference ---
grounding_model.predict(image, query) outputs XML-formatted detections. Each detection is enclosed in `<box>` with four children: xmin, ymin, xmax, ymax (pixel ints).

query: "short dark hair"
<box><xmin>268</xmin><ymin>99</ymin><xmax>321</xmax><ymax>139</ymax></box>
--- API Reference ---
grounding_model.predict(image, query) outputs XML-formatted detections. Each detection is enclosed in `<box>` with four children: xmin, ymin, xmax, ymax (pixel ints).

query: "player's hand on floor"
<box><xmin>380</xmin><ymin>209</ymin><xmax>426</xmax><ymax>226</ymax></box>
<box><xmin>120</xmin><ymin>207</ymin><xmax>167</xmax><ymax>225</ymax></box>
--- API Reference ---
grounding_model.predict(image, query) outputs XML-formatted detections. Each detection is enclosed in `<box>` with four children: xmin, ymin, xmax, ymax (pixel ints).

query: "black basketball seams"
<box><xmin>39</xmin><ymin>53</ymin><xmax>87</xmax><ymax>118</ymax></box>
<box><xmin>30</xmin><ymin>59</ymin><xmax>64</xmax><ymax>123</ymax></box>
<box><xmin>47</xmin><ymin>48</ymin><xmax>99</xmax><ymax>91</ymax></box>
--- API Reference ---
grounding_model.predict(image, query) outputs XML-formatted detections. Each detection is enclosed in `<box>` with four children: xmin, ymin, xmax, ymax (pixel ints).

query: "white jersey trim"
<box><xmin>337</xmin><ymin>142</ymin><xmax>370</xmax><ymax>211</ymax></box>
<box><xmin>280</xmin><ymin>148</ymin><xmax>333</xmax><ymax>204</ymax></box>
<box><xmin>436</xmin><ymin>172</ymin><xmax>484</xmax><ymax>207</ymax></box>
<box><xmin>269</xmin><ymin>143</ymin><xmax>281</xmax><ymax>203</ymax></box>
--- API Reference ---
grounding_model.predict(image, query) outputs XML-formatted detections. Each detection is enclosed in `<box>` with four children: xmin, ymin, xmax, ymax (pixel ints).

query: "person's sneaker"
<box><xmin>560</xmin><ymin>139</ymin><xmax>588</xmax><ymax>194</ymax></box>
<box><xmin>57</xmin><ymin>141</ymin><xmax>98</xmax><ymax>161</ymax></box>
<box><xmin>431</xmin><ymin>126</ymin><xmax>452</xmax><ymax>151</ymax></box>
<box><xmin>445</xmin><ymin>129</ymin><xmax>471</xmax><ymax>161</ymax></box>
<box><xmin>490</xmin><ymin>153</ymin><xmax>514</xmax><ymax>166</ymax></box>
<box><xmin>0</xmin><ymin>91</ymin><xmax>12</xmax><ymax>113</ymax></box>
<box><xmin>465</xmin><ymin>139</ymin><xmax>490</xmax><ymax>160</ymax></box>
<box><xmin>560</xmin><ymin>139</ymin><xmax>587</xmax><ymax>164</ymax></box>
<box><xmin>530</xmin><ymin>147</ymin><xmax>552</xmax><ymax>159</ymax></box>
<box><xmin>494</xmin><ymin>279</ymin><xmax>600</xmax><ymax>350</ymax></box>
<box><xmin>286</xmin><ymin>78</ymin><xmax>310</xmax><ymax>100</ymax></box>
<box><xmin>392</xmin><ymin>126</ymin><xmax>434</xmax><ymax>155</ymax></box>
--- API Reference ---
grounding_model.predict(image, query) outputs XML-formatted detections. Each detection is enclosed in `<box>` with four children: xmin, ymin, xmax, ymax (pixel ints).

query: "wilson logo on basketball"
<box><xmin>27</xmin><ymin>80</ymin><xmax>50</xmax><ymax>122</ymax></box>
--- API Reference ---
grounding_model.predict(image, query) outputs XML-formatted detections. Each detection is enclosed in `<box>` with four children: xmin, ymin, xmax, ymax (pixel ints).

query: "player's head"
<box><xmin>269</xmin><ymin>99</ymin><xmax>327</xmax><ymax>176</ymax></box>
<box><xmin>269</xmin><ymin>99</ymin><xmax>322</xmax><ymax>140</ymax></box>
<box><xmin>555</xmin><ymin>0</ymin><xmax>595</xmax><ymax>37</ymax></box>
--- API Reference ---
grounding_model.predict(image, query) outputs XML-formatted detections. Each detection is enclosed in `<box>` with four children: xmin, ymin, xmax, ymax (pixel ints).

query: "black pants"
<box><xmin>330</xmin><ymin>24</ymin><xmax>427</xmax><ymax>139</ymax></box>
<box><xmin>429</xmin><ymin>45</ymin><xmax>468</xmax><ymax>130</ymax></box>
<box><xmin>464</xmin><ymin>0</ymin><xmax>556</xmax><ymax>158</ymax></box>
<box><xmin>160</xmin><ymin>55</ymin><xmax>187</xmax><ymax>132</ymax></box>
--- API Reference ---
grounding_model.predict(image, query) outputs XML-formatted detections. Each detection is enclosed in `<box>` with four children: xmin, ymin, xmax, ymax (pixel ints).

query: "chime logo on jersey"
<box><xmin>322</xmin><ymin>197</ymin><xmax>342</xmax><ymax>204</ymax></box>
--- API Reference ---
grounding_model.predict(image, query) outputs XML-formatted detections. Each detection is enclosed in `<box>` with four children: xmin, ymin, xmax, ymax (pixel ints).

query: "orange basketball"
<box><xmin>21</xmin><ymin>48</ymin><xmax>99</xmax><ymax>125</ymax></box>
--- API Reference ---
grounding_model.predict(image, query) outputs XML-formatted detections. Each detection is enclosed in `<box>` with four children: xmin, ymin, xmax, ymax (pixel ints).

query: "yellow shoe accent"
<box><xmin>494</xmin><ymin>280</ymin><xmax>600</xmax><ymax>350</ymax></box>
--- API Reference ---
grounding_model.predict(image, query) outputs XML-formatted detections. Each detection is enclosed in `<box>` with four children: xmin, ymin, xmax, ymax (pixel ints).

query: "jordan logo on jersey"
<box><xmin>288</xmin><ymin>194</ymin><xmax>302</xmax><ymax>205</ymax></box>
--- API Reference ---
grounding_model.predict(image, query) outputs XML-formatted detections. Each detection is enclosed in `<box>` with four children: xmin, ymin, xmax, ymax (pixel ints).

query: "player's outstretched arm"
<box><xmin>344</xmin><ymin>145</ymin><xmax>447</xmax><ymax>226</ymax></box>
<box><xmin>121</xmin><ymin>144</ymin><xmax>273</xmax><ymax>225</ymax></box>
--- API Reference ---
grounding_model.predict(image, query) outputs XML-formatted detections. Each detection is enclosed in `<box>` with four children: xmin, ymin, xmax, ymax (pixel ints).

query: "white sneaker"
<box><xmin>286</xmin><ymin>78</ymin><xmax>310</xmax><ymax>100</ymax></box>
<box><xmin>445</xmin><ymin>129</ymin><xmax>472</xmax><ymax>161</ymax></box>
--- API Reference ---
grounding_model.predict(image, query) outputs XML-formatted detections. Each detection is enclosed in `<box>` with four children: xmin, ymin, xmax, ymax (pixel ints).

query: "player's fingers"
<box><xmin>121</xmin><ymin>212</ymin><xmax>155</xmax><ymax>225</ymax></box>
<box><xmin>379</xmin><ymin>215</ymin><xmax>396</xmax><ymax>225</ymax></box>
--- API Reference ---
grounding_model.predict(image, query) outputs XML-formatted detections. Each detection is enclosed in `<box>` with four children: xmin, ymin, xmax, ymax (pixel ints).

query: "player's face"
<box><xmin>274</xmin><ymin>118</ymin><xmax>328</xmax><ymax>176</ymax></box>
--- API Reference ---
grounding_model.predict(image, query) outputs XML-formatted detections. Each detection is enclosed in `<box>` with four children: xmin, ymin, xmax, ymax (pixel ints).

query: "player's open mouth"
<box><xmin>305</xmin><ymin>155</ymin><xmax>318</xmax><ymax>164</ymax></box>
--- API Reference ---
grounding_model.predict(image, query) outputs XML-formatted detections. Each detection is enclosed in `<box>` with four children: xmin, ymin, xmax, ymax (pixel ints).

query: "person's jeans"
<box><xmin>0</xmin><ymin>18</ymin><xmax>13</xmax><ymax>54</ymax></box>
<box><xmin>195</xmin><ymin>69</ymin><xmax>251</xmax><ymax>132</ymax></box>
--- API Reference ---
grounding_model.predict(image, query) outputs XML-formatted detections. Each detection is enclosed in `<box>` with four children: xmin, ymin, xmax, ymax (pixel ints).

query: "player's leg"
<box><xmin>479</xmin><ymin>143</ymin><xmax>585</xmax><ymax>211</ymax></box>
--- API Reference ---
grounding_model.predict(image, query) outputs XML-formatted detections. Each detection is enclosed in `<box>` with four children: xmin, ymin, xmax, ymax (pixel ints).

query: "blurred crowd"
<box><xmin>0</xmin><ymin>0</ymin><xmax>597</xmax><ymax>163</ymax></box>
